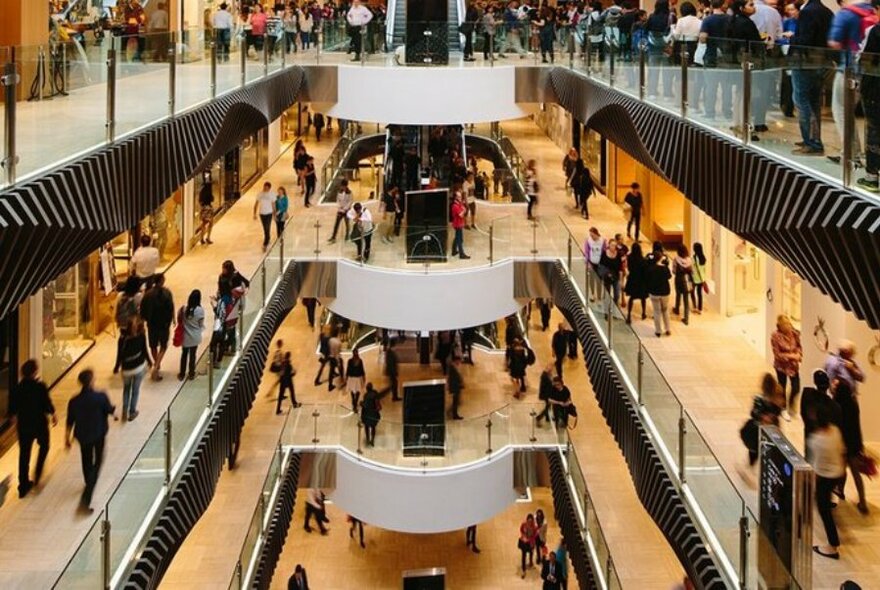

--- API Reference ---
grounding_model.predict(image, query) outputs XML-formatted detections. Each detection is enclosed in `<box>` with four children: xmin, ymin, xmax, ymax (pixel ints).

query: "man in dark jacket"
<box><xmin>789</xmin><ymin>0</ymin><xmax>834</xmax><ymax>155</ymax></box>
<box><xmin>384</xmin><ymin>341</ymin><xmax>401</xmax><ymax>401</ymax></box>
<box><xmin>139</xmin><ymin>273</ymin><xmax>174</xmax><ymax>381</ymax></box>
<box><xmin>551</xmin><ymin>323</ymin><xmax>569</xmax><ymax>377</ymax></box>
<box><xmin>66</xmin><ymin>369</ymin><xmax>116</xmax><ymax>510</ymax></box>
<box><xmin>858</xmin><ymin>6</ymin><xmax>880</xmax><ymax>192</ymax></box>
<box><xmin>10</xmin><ymin>360</ymin><xmax>56</xmax><ymax>497</ymax></box>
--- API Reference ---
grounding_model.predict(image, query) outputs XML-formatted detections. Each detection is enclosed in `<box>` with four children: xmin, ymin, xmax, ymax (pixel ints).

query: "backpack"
<box><xmin>845</xmin><ymin>5</ymin><xmax>879</xmax><ymax>46</ymax></box>
<box><xmin>526</xmin><ymin>346</ymin><xmax>536</xmax><ymax>366</ymax></box>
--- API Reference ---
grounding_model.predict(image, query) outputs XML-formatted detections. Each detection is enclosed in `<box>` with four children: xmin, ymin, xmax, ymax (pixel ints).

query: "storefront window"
<box><xmin>581</xmin><ymin>129</ymin><xmax>604</xmax><ymax>190</ymax></box>
<box><xmin>110</xmin><ymin>190</ymin><xmax>184</xmax><ymax>282</ymax></box>
<box><xmin>42</xmin><ymin>260</ymin><xmax>95</xmax><ymax>386</ymax></box>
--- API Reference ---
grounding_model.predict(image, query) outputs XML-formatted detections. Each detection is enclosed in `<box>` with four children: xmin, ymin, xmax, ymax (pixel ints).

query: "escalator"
<box><xmin>387</xmin><ymin>0</ymin><xmax>461</xmax><ymax>53</ymax></box>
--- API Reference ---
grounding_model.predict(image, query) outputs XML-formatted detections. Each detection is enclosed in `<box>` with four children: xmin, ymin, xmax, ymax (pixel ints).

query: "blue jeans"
<box><xmin>863</xmin><ymin>95</ymin><xmax>880</xmax><ymax>175</ymax></box>
<box><xmin>452</xmin><ymin>227</ymin><xmax>465</xmax><ymax>256</ymax></box>
<box><xmin>791</xmin><ymin>68</ymin><xmax>824</xmax><ymax>150</ymax></box>
<box><xmin>216</xmin><ymin>28</ymin><xmax>231</xmax><ymax>61</ymax></box>
<box><xmin>123</xmin><ymin>369</ymin><xmax>145</xmax><ymax>415</ymax></box>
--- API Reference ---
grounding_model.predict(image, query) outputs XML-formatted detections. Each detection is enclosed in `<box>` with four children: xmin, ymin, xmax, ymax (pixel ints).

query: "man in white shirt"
<box><xmin>130</xmin><ymin>235</ymin><xmax>160</xmax><ymax>288</ymax></box>
<box><xmin>303</xmin><ymin>488</ymin><xmax>328</xmax><ymax>534</ymax></box>
<box><xmin>148</xmin><ymin>2</ymin><xmax>170</xmax><ymax>62</ymax></box>
<box><xmin>347</xmin><ymin>202</ymin><xmax>373</xmax><ymax>262</ymax></box>
<box><xmin>346</xmin><ymin>0</ymin><xmax>374</xmax><ymax>60</ymax></box>
<box><xmin>328</xmin><ymin>180</ymin><xmax>353</xmax><ymax>242</ymax></box>
<box><xmin>750</xmin><ymin>0</ymin><xmax>782</xmax><ymax>133</ymax></box>
<box><xmin>213</xmin><ymin>3</ymin><xmax>234</xmax><ymax>61</ymax></box>
<box><xmin>252</xmin><ymin>181</ymin><xmax>276</xmax><ymax>251</ymax></box>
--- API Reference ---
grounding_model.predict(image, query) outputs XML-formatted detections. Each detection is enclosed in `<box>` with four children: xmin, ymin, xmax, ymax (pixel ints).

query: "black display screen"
<box><xmin>760</xmin><ymin>432</ymin><xmax>794</xmax><ymax>571</ymax></box>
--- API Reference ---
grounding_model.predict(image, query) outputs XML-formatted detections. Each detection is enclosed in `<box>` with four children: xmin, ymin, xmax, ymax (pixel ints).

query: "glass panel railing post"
<box><xmin>210</xmin><ymin>35</ymin><xmax>217</xmax><ymax>98</ymax></box>
<box><xmin>311</xmin><ymin>408</ymin><xmax>320</xmax><ymax>444</ymax></box>
<box><xmin>529</xmin><ymin>409</ymin><xmax>537</xmax><ymax>442</ymax></box>
<box><xmin>207</xmin><ymin>350</ymin><xmax>214</xmax><ymax>407</ymax></box>
<box><xmin>586</xmin><ymin>35</ymin><xmax>592</xmax><ymax>75</ymax></box>
<box><xmin>313</xmin><ymin>221</ymin><xmax>321</xmax><ymax>257</ymax></box>
<box><xmin>606</xmin><ymin>289</ymin><xmax>613</xmax><ymax>350</ymax></box>
<box><xmin>261</xmin><ymin>265</ymin><xmax>267</xmax><ymax>308</ymax></box>
<box><xmin>262</xmin><ymin>35</ymin><xmax>269</xmax><ymax>77</ymax></box>
<box><xmin>739</xmin><ymin>505</ymin><xmax>750</xmax><ymax>589</ymax></box>
<box><xmin>742</xmin><ymin>57</ymin><xmax>753</xmax><ymax>146</ymax></box>
<box><xmin>360</xmin><ymin>27</ymin><xmax>367</xmax><ymax>66</ymax></box>
<box><xmin>281</xmin><ymin>33</ymin><xmax>286</xmax><ymax>69</ymax></box>
<box><xmin>609</xmin><ymin>44</ymin><xmax>616</xmax><ymax>86</ymax></box>
<box><xmin>678</xmin><ymin>407</ymin><xmax>687</xmax><ymax>483</ymax></box>
<box><xmin>60</xmin><ymin>43</ymin><xmax>69</xmax><ymax>98</ymax></box>
<box><xmin>680</xmin><ymin>46</ymin><xmax>689</xmax><ymax>118</ymax></box>
<box><xmin>317</xmin><ymin>29</ymin><xmax>322</xmax><ymax>64</ymax></box>
<box><xmin>488</xmin><ymin>222</ymin><xmax>494</xmax><ymax>265</ymax></box>
<box><xmin>106</xmin><ymin>47</ymin><xmax>117</xmax><ymax>143</ymax></box>
<box><xmin>568</xmin><ymin>31</ymin><xmax>574</xmax><ymax>69</ymax></box>
<box><xmin>2</xmin><ymin>60</ymin><xmax>18</xmax><ymax>186</ymax></box>
<box><xmin>239</xmin><ymin>42</ymin><xmax>246</xmax><ymax>87</ymax></box>
<box><xmin>168</xmin><ymin>34</ymin><xmax>177</xmax><ymax>116</ymax></box>
<box><xmin>485</xmin><ymin>417</ymin><xmax>493</xmax><ymax>454</ymax></box>
<box><xmin>530</xmin><ymin>220</ymin><xmax>538</xmax><ymax>256</ymax></box>
<box><xmin>637</xmin><ymin>344</ymin><xmax>644</xmax><ymax>406</ymax></box>
<box><xmin>842</xmin><ymin>64</ymin><xmax>857</xmax><ymax>187</ymax></box>
<box><xmin>279</xmin><ymin>232</ymin><xmax>285</xmax><ymax>274</ymax></box>
<box><xmin>37</xmin><ymin>45</ymin><xmax>46</xmax><ymax>101</ymax></box>
<box><xmin>567</xmin><ymin>236</ymin><xmax>572</xmax><ymax>273</ymax></box>
<box><xmin>164</xmin><ymin>410</ymin><xmax>172</xmax><ymax>485</ymax></box>
<box><xmin>101</xmin><ymin>512</ymin><xmax>111</xmax><ymax>590</ymax></box>
<box><xmin>490</xmin><ymin>32</ymin><xmax>495</xmax><ymax>67</ymax></box>
<box><xmin>638</xmin><ymin>45</ymin><xmax>646</xmax><ymax>100</ymax></box>
<box><xmin>357</xmin><ymin>420</ymin><xmax>363</xmax><ymax>454</ymax></box>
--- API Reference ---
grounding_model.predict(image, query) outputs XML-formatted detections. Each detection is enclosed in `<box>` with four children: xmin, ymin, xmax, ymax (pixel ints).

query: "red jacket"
<box><xmin>451</xmin><ymin>200</ymin><xmax>467</xmax><ymax>229</ymax></box>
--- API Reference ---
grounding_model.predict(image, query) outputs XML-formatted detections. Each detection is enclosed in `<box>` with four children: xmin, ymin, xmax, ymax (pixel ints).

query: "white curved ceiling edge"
<box><xmin>328</xmin><ymin>259</ymin><xmax>521</xmax><ymax>331</ymax></box>
<box><xmin>320</xmin><ymin>65</ymin><xmax>531</xmax><ymax>125</ymax></box>
<box><xmin>330</xmin><ymin>447</ymin><xmax>518</xmax><ymax>533</ymax></box>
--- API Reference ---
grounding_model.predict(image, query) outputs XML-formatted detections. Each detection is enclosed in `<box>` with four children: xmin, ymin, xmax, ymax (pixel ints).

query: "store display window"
<box><xmin>41</xmin><ymin>259</ymin><xmax>95</xmax><ymax>386</ymax></box>
<box><xmin>780</xmin><ymin>267</ymin><xmax>802</xmax><ymax>330</ymax></box>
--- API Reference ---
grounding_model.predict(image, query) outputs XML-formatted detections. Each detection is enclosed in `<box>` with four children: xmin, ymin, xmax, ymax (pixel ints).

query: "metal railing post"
<box><xmin>680</xmin><ymin>47</ymin><xmax>689</xmax><ymax>118</ymax></box>
<box><xmin>240</xmin><ymin>40</ymin><xmax>247</xmax><ymax>87</ymax></box>
<box><xmin>312</xmin><ymin>409</ymin><xmax>320</xmax><ymax>444</ymax></box>
<box><xmin>207</xmin><ymin>350</ymin><xmax>214</xmax><ymax>407</ymax></box>
<box><xmin>101</xmin><ymin>515</ymin><xmax>111</xmax><ymax>590</ymax></box>
<box><xmin>638</xmin><ymin>45</ymin><xmax>646</xmax><ymax>100</ymax></box>
<box><xmin>317</xmin><ymin>29</ymin><xmax>322</xmax><ymax>64</ymax></box>
<box><xmin>263</xmin><ymin>34</ymin><xmax>269</xmax><ymax>76</ymax></box>
<box><xmin>637</xmin><ymin>345</ymin><xmax>644</xmax><ymax>406</ymax></box>
<box><xmin>280</xmin><ymin>232</ymin><xmax>285</xmax><ymax>274</ymax></box>
<box><xmin>61</xmin><ymin>43</ymin><xmax>69</xmax><ymax>96</ymax></box>
<box><xmin>488</xmin><ymin>223</ymin><xmax>494</xmax><ymax>264</ymax></box>
<box><xmin>314</xmin><ymin>221</ymin><xmax>321</xmax><ymax>257</ymax></box>
<box><xmin>568</xmin><ymin>30</ymin><xmax>574</xmax><ymax>68</ymax></box>
<box><xmin>530</xmin><ymin>220</ymin><xmax>538</xmax><ymax>255</ymax></box>
<box><xmin>485</xmin><ymin>418</ymin><xmax>493</xmax><ymax>454</ymax></box>
<box><xmin>261</xmin><ymin>265</ymin><xmax>267</xmax><ymax>308</ymax></box>
<box><xmin>105</xmin><ymin>48</ymin><xmax>117</xmax><ymax>142</ymax></box>
<box><xmin>606</xmin><ymin>293</ymin><xmax>613</xmax><ymax>349</ymax></box>
<box><xmin>164</xmin><ymin>411</ymin><xmax>172</xmax><ymax>485</ymax></box>
<box><xmin>741</xmin><ymin>57</ymin><xmax>753</xmax><ymax>146</ymax></box>
<box><xmin>567</xmin><ymin>237</ymin><xmax>572</xmax><ymax>273</ymax></box>
<box><xmin>842</xmin><ymin>65</ymin><xmax>857</xmax><ymax>187</ymax></box>
<box><xmin>259</xmin><ymin>493</ymin><xmax>267</xmax><ymax>532</ymax></box>
<box><xmin>529</xmin><ymin>409</ymin><xmax>537</xmax><ymax>442</ymax></box>
<box><xmin>238</xmin><ymin>313</ymin><xmax>244</xmax><ymax>351</ymax></box>
<box><xmin>167</xmin><ymin>35</ymin><xmax>177</xmax><ymax>116</ymax></box>
<box><xmin>37</xmin><ymin>46</ymin><xmax>46</xmax><ymax>101</ymax></box>
<box><xmin>609</xmin><ymin>44</ymin><xmax>616</xmax><ymax>86</ymax></box>
<box><xmin>210</xmin><ymin>36</ymin><xmax>217</xmax><ymax>98</ymax></box>
<box><xmin>360</xmin><ymin>27</ymin><xmax>367</xmax><ymax>66</ymax></box>
<box><xmin>739</xmin><ymin>513</ymin><xmax>750</xmax><ymax>589</ymax></box>
<box><xmin>357</xmin><ymin>420</ymin><xmax>363</xmax><ymax>454</ymax></box>
<box><xmin>586</xmin><ymin>36</ymin><xmax>592</xmax><ymax>73</ymax></box>
<box><xmin>678</xmin><ymin>408</ymin><xmax>687</xmax><ymax>483</ymax></box>
<box><xmin>1</xmin><ymin>61</ymin><xmax>19</xmax><ymax>186</ymax></box>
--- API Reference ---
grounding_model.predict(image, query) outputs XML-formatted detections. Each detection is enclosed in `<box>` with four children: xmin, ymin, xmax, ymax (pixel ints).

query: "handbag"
<box><xmin>854</xmin><ymin>451</ymin><xmax>878</xmax><ymax>478</ymax></box>
<box><xmin>693</xmin><ymin>41</ymin><xmax>707</xmax><ymax>66</ymax></box>
<box><xmin>172</xmin><ymin>307</ymin><xmax>184</xmax><ymax>348</ymax></box>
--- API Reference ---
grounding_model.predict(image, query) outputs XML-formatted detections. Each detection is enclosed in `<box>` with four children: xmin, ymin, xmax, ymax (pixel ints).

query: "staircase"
<box><xmin>389</xmin><ymin>0</ymin><xmax>460</xmax><ymax>52</ymax></box>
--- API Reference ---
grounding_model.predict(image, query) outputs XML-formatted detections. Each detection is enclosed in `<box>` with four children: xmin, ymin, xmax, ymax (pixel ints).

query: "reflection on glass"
<box><xmin>42</xmin><ymin>260</ymin><xmax>95</xmax><ymax>386</ymax></box>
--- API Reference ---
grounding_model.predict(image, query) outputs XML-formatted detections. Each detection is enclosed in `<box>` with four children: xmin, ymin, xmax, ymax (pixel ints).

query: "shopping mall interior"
<box><xmin>0</xmin><ymin>0</ymin><xmax>878</xmax><ymax>589</ymax></box>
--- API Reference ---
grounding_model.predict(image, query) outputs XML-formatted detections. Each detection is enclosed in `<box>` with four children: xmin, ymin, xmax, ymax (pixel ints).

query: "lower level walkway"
<box><xmin>0</xmin><ymin>130</ymin><xmax>337</xmax><ymax>588</ymax></box>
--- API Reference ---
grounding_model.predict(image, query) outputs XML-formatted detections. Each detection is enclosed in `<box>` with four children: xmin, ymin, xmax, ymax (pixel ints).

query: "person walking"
<box><xmin>573</xmin><ymin>159</ymin><xmax>594</xmax><ymax>219</ymax></box>
<box><xmin>647</xmin><ymin>244</ymin><xmax>672</xmax><ymax>337</ymax></box>
<box><xmin>213</xmin><ymin>3</ymin><xmax>234</xmax><ymax>62</ymax></box>
<box><xmin>808</xmin><ymin>403</ymin><xmax>846</xmax><ymax>559</ymax></box>
<box><xmin>275</xmin><ymin>186</ymin><xmax>290</xmax><ymax>239</ymax></box>
<box><xmin>304</xmin><ymin>488</ymin><xmax>329</xmax><ymax>534</ymax></box>
<box><xmin>771</xmin><ymin>315</ymin><xmax>802</xmax><ymax>421</ymax></box>
<box><xmin>313</xmin><ymin>325</ymin><xmax>332</xmax><ymax>386</ymax></box>
<box><xmin>120</xmin><ymin>319</ymin><xmax>150</xmax><ymax>422</ymax></box>
<box><xmin>360</xmin><ymin>383</ymin><xmax>382</xmax><ymax>446</ymax></box>
<box><xmin>584</xmin><ymin>227</ymin><xmax>605</xmax><ymax>302</ymax></box>
<box><xmin>348</xmin><ymin>515</ymin><xmax>366</xmax><ymax>548</ymax></box>
<box><xmin>691</xmin><ymin>242</ymin><xmax>707</xmax><ymax>313</ymax></box>
<box><xmin>525</xmin><ymin>159</ymin><xmax>539</xmax><ymax>220</ymax></box>
<box><xmin>506</xmin><ymin>338</ymin><xmax>529</xmax><ymax>397</ymax></box>
<box><xmin>384</xmin><ymin>340</ymin><xmax>401</xmax><ymax>401</ymax></box>
<box><xmin>536</xmin><ymin>363</ymin><xmax>555</xmax><ymax>424</ymax></box>
<box><xmin>177</xmin><ymin>290</ymin><xmax>204</xmax><ymax>381</ymax></box>
<box><xmin>624</xmin><ymin>242</ymin><xmax>648</xmax><ymax>323</ymax></box>
<box><xmin>198</xmin><ymin>180</ymin><xmax>215</xmax><ymax>244</ymax></box>
<box><xmin>66</xmin><ymin>369</ymin><xmax>116</xmax><ymax>511</ymax></box>
<box><xmin>541</xmin><ymin>551</ymin><xmax>563</xmax><ymax>589</ymax></box>
<box><xmin>303</xmin><ymin>156</ymin><xmax>317</xmax><ymax>206</ymax></box>
<box><xmin>825</xmin><ymin>340</ymin><xmax>865</xmax><ymax>395</ymax></box>
<box><xmin>549</xmin><ymin>376</ymin><xmax>573</xmax><ymax>428</ymax></box>
<box><xmin>451</xmin><ymin>192</ymin><xmax>471</xmax><ymax>259</ymax></box>
<box><xmin>599</xmin><ymin>239</ymin><xmax>623</xmax><ymax>309</ymax></box>
<box><xmin>130</xmin><ymin>234</ymin><xmax>160</xmax><ymax>289</ymax></box>
<box><xmin>288</xmin><ymin>564</ymin><xmax>310</xmax><ymax>590</ymax></box>
<box><xmin>10</xmin><ymin>360</ymin><xmax>56</xmax><ymax>498</ymax></box>
<box><xmin>535</xmin><ymin>509</ymin><xmax>549</xmax><ymax>565</ymax></box>
<box><xmin>277</xmin><ymin>352</ymin><xmax>300</xmax><ymax>414</ymax></box>
<box><xmin>834</xmin><ymin>381</ymin><xmax>868</xmax><ymax>514</ymax></box>
<box><xmin>114</xmin><ymin>278</ymin><xmax>142</xmax><ymax>373</ymax></box>
<box><xmin>624</xmin><ymin>182</ymin><xmax>643</xmax><ymax>239</ymax></box>
<box><xmin>345</xmin><ymin>348</ymin><xmax>366</xmax><ymax>410</ymax></box>
<box><xmin>555</xmin><ymin>539</ymin><xmax>569</xmax><ymax>590</ymax></box>
<box><xmin>140</xmin><ymin>273</ymin><xmax>174</xmax><ymax>381</ymax></box>
<box><xmin>329</xmin><ymin>180</ymin><xmax>353</xmax><ymax>243</ymax></box>
<box><xmin>482</xmin><ymin>5</ymin><xmax>498</xmax><ymax>59</ymax></box>
<box><xmin>672</xmin><ymin>245</ymin><xmax>693</xmax><ymax>325</ymax></box>
<box><xmin>551</xmin><ymin>324</ymin><xmax>568</xmax><ymax>378</ymax></box>
<box><xmin>326</xmin><ymin>330</ymin><xmax>343</xmax><ymax>392</ymax></box>
<box><xmin>253</xmin><ymin>181</ymin><xmax>276</xmax><ymax>252</ymax></box>
<box><xmin>465</xmin><ymin>524</ymin><xmax>481</xmax><ymax>553</ymax></box>
<box><xmin>742</xmin><ymin>374</ymin><xmax>784</xmax><ymax>466</ymax></box>
<box><xmin>461</xmin><ymin>2</ymin><xmax>478</xmax><ymax>61</ymax></box>
<box><xmin>313</xmin><ymin>113</ymin><xmax>325</xmax><ymax>141</ymax></box>
<box><xmin>447</xmin><ymin>356</ymin><xmax>465</xmax><ymax>420</ymax></box>
<box><xmin>518</xmin><ymin>513</ymin><xmax>539</xmax><ymax>578</ymax></box>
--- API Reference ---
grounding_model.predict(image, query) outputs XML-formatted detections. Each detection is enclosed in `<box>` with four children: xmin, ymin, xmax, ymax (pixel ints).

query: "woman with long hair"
<box><xmin>672</xmin><ymin>244</ymin><xmax>693</xmax><ymax>325</ymax></box>
<box><xmin>345</xmin><ymin>348</ymin><xmax>366</xmax><ymax>411</ymax></box>
<box><xmin>624</xmin><ymin>242</ymin><xmax>649</xmax><ymax>323</ymax></box>
<box><xmin>691</xmin><ymin>242</ymin><xmax>707</xmax><ymax>313</ymax></box>
<box><xmin>178</xmin><ymin>289</ymin><xmax>204</xmax><ymax>381</ymax></box>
